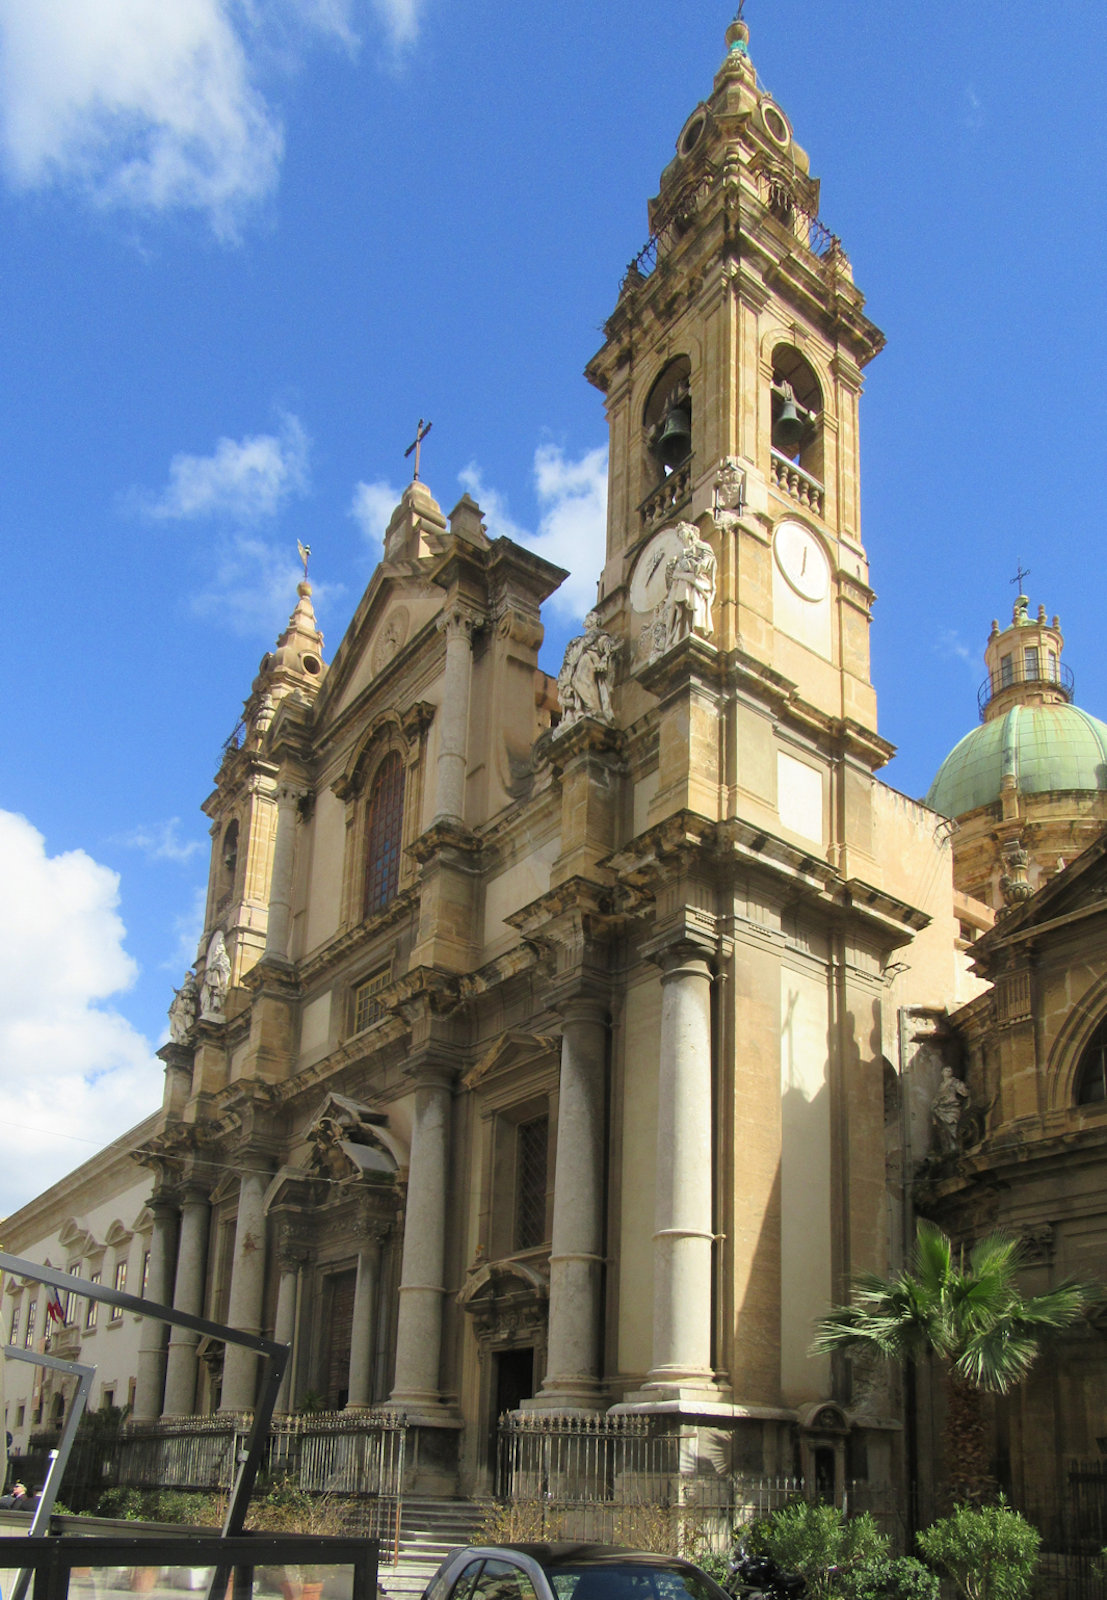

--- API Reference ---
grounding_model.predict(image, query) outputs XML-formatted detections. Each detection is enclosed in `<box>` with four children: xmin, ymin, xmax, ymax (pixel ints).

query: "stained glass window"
<box><xmin>365</xmin><ymin>751</ymin><xmax>405</xmax><ymax>916</ymax></box>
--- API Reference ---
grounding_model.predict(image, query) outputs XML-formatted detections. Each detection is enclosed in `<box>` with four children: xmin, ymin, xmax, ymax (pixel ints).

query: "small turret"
<box><xmin>980</xmin><ymin>594</ymin><xmax>1069</xmax><ymax>721</ymax></box>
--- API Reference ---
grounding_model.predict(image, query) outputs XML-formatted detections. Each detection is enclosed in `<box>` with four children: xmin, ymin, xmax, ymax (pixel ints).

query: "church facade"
<box><xmin>6</xmin><ymin>18</ymin><xmax>1005</xmax><ymax>1514</ymax></box>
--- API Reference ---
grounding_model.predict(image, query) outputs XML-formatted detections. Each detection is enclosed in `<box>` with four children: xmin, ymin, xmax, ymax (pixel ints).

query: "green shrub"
<box><xmin>835</xmin><ymin>1556</ymin><xmax>940</xmax><ymax>1600</ymax></box>
<box><xmin>742</xmin><ymin>1502</ymin><xmax>888</xmax><ymax>1599</ymax></box>
<box><xmin>916</xmin><ymin>1500</ymin><xmax>1039</xmax><ymax>1600</ymax></box>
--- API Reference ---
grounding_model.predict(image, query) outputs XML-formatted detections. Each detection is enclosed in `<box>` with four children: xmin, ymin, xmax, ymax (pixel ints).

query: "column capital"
<box><xmin>555</xmin><ymin>995</ymin><xmax>610</xmax><ymax>1031</ymax></box>
<box><xmin>436</xmin><ymin>602</ymin><xmax>484</xmax><ymax>642</ymax></box>
<box><xmin>642</xmin><ymin>911</ymin><xmax>728</xmax><ymax>972</ymax></box>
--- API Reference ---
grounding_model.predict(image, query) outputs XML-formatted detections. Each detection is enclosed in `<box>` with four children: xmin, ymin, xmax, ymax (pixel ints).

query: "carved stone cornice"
<box><xmin>408</xmin><ymin>816</ymin><xmax>480</xmax><ymax>864</ymax></box>
<box><xmin>536</xmin><ymin>715</ymin><xmax>626</xmax><ymax>774</ymax></box>
<box><xmin>637</xmin><ymin>630</ymin><xmax>722</xmax><ymax>698</ymax></box>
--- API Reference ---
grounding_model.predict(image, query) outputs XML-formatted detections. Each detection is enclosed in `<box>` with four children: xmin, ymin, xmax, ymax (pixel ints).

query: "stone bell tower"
<box><xmin>561</xmin><ymin>17</ymin><xmax>939</xmax><ymax>1471</ymax></box>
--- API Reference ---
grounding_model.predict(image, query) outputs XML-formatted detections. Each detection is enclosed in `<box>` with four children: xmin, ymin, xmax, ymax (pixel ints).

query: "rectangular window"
<box><xmin>1000</xmin><ymin>653</ymin><xmax>1013</xmax><ymax>687</ymax></box>
<box><xmin>85</xmin><ymin>1271</ymin><xmax>101</xmax><ymax>1330</ymax></box>
<box><xmin>24</xmin><ymin>1297</ymin><xmax>37</xmax><ymax>1348</ymax></box>
<box><xmin>1048</xmin><ymin>650</ymin><xmax>1059</xmax><ymax>682</ymax></box>
<box><xmin>9</xmin><ymin>1299</ymin><xmax>21</xmax><ymax>1345</ymax></box>
<box><xmin>114</xmin><ymin>1260</ymin><xmax>128</xmax><ymax>1295</ymax></box>
<box><xmin>353</xmin><ymin>964</ymin><xmax>391</xmax><ymax>1034</ymax></box>
<box><xmin>101</xmin><ymin>1387</ymin><xmax>115</xmax><ymax>1411</ymax></box>
<box><xmin>1024</xmin><ymin>646</ymin><xmax>1039</xmax><ymax>679</ymax></box>
<box><xmin>66</xmin><ymin>1263</ymin><xmax>81</xmax><ymax>1324</ymax></box>
<box><xmin>15</xmin><ymin>1404</ymin><xmax>24</xmax><ymax>1428</ymax></box>
<box><xmin>514</xmin><ymin>1114</ymin><xmax>550</xmax><ymax>1252</ymax></box>
<box><xmin>141</xmin><ymin>1250</ymin><xmax>150</xmax><ymax>1297</ymax></box>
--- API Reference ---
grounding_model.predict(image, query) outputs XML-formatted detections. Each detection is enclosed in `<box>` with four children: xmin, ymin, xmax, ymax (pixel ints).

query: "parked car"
<box><xmin>422</xmin><ymin>1544</ymin><xmax>731</xmax><ymax>1600</ymax></box>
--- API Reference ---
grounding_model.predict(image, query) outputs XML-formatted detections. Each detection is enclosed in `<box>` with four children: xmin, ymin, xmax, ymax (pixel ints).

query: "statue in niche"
<box><xmin>931</xmin><ymin>1064</ymin><xmax>969</xmax><ymax>1153</ymax></box>
<box><xmin>199</xmin><ymin>930</ymin><xmax>231</xmax><ymax>1019</ymax></box>
<box><xmin>557</xmin><ymin>611</ymin><xmax>618</xmax><ymax>728</ymax></box>
<box><xmin>660</xmin><ymin>521</ymin><xmax>716</xmax><ymax>653</ymax></box>
<box><xmin>168</xmin><ymin>970</ymin><xmax>198</xmax><ymax>1043</ymax></box>
<box><xmin>713</xmin><ymin>456</ymin><xmax>746</xmax><ymax>530</ymax></box>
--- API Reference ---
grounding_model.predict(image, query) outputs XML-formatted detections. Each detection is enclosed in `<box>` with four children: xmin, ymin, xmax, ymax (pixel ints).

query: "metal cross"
<box><xmin>404</xmin><ymin>418</ymin><xmax>433</xmax><ymax>482</ymax></box>
<box><xmin>1011</xmin><ymin>559</ymin><xmax>1031</xmax><ymax>592</ymax></box>
<box><xmin>735</xmin><ymin>0</ymin><xmax>747</xmax><ymax>19</ymax></box>
<box><xmin>296</xmin><ymin>540</ymin><xmax>311</xmax><ymax>582</ymax></box>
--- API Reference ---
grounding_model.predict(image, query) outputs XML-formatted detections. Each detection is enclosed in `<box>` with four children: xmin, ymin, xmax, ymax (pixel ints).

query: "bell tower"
<box><xmin>588</xmin><ymin>14</ymin><xmax>887</xmax><ymax>762</ymax></box>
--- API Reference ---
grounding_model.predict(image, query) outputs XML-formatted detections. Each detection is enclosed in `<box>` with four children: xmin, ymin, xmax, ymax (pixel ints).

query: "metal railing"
<box><xmin>495</xmin><ymin>1414</ymin><xmax>895</xmax><ymax>1553</ymax></box>
<box><xmin>977</xmin><ymin>658</ymin><xmax>1075</xmax><ymax>718</ymax></box>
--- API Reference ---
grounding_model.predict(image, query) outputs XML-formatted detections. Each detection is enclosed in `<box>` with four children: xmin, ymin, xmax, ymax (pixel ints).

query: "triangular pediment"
<box><xmin>463</xmin><ymin>1030</ymin><xmax>558</xmax><ymax>1091</ymax></box>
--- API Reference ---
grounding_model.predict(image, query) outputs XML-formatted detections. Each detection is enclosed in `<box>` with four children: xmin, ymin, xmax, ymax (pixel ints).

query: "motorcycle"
<box><xmin>721</xmin><ymin>1543</ymin><xmax>808</xmax><ymax>1600</ymax></box>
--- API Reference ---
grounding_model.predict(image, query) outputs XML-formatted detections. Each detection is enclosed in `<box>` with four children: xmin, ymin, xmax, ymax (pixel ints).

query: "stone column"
<box><xmin>161</xmin><ymin>1186</ymin><xmax>210</xmax><ymax>1416</ymax></box>
<box><xmin>220</xmin><ymin>1168</ymin><xmax>269</xmax><ymax>1413</ymax></box>
<box><xmin>347</xmin><ymin>1225</ymin><xmax>385</xmax><ymax>1410</ymax></box>
<box><xmin>272</xmin><ymin>1239</ymin><xmax>304</xmax><ymax>1414</ymax></box>
<box><xmin>263</xmin><ymin>784</ymin><xmax>303</xmax><ymax>963</ymax></box>
<box><xmin>132</xmin><ymin>1197</ymin><xmax>178</xmax><ymax>1422</ymax></box>
<box><xmin>534</xmin><ymin>999</ymin><xmax>608</xmax><ymax>1407</ymax></box>
<box><xmin>390</xmin><ymin>1073</ymin><xmax>452</xmax><ymax>1408</ymax></box>
<box><xmin>645</xmin><ymin>945</ymin><xmax>716</xmax><ymax>1391</ymax></box>
<box><xmin>434</xmin><ymin>607</ymin><xmax>479</xmax><ymax>824</ymax></box>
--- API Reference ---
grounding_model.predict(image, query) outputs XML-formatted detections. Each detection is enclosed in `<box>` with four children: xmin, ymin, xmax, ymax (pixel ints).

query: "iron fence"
<box><xmin>1014</xmin><ymin>1460</ymin><xmax>1107</xmax><ymax>1600</ymax></box>
<box><xmin>495</xmin><ymin>1413</ymin><xmax>895</xmax><ymax>1554</ymax></box>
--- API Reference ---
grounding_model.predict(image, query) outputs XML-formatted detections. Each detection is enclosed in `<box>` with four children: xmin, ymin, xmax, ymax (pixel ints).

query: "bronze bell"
<box><xmin>772</xmin><ymin>391</ymin><xmax>808</xmax><ymax>455</ymax></box>
<box><xmin>654</xmin><ymin>403</ymin><xmax>692</xmax><ymax>470</ymax></box>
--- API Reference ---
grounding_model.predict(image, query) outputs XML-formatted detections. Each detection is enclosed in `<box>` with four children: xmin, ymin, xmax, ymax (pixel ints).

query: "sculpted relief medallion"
<box><xmin>372</xmin><ymin>605</ymin><xmax>409</xmax><ymax>675</ymax></box>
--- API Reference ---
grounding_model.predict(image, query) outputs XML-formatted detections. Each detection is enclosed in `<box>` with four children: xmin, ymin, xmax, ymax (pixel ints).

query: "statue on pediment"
<box><xmin>168</xmin><ymin>970</ymin><xmax>198</xmax><ymax>1042</ymax></box>
<box><xmin>199</xmin><ymin>930</ymin><xmax>231</xmax><ymax>1020</ymax></box>
<box><xmin>657</xmin><ymin>521</ymin><xmax>716</xmax><ymax>655</ymax></box>
<box><xmin>557</xmin><ymin>610</ymin><xmax>618</xmax><ymax>728</ymax></box>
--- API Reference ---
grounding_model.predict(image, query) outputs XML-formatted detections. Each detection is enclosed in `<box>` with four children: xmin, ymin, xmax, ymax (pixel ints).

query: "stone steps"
<box><xmin>376</xmin><ymin>1497</ymin><xmax>492</xmax><ymax>1599</ymax></box>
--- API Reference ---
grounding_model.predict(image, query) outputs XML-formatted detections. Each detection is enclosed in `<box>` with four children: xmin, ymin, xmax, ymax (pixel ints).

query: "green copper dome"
<box><xmin>926</xmin><ymin>703</ymin><xmax>1107</xmax><ymax>818</ymax></box>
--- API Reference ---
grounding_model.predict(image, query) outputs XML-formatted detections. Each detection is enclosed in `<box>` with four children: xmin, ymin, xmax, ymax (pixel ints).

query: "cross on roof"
<box><xmin>404</xmin><ymin>418</ymin><xmax>433</xmax><ymax>482</ymax></box>
<box><xmin>1011</xmin><ymin>559</ymin><xmax>1031</xmax><ymax>592</ymax></box>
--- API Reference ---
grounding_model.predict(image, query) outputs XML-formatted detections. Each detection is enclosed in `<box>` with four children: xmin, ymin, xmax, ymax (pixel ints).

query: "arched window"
<box><xmin>1074</xmin><ymin>1015</ymin><xmax>1107</xmax><ymax>1105</ymax></box>
<box><xmin>221</xmin><ymin>820</ymin><xmax>239</xmax><ymax>882</ymax></box>
<box><xmin>364</xmin><ymin>751</ymin><xmax>405</xmax><ymax>917</ymax></box>
<box><xmin>771</xmin><ymin>345</ymin><xmax>824</xmax><ymax>484</ymax></box>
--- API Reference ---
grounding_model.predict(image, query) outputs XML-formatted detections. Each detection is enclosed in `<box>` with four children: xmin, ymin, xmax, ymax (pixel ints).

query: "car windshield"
<box><xmin>543</xmin><ymin>1565</ymin><xmax>726</xmax><ymax>1600</ymax></box>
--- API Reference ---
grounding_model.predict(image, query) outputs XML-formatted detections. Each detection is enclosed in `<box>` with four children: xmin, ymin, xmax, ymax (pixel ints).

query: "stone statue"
<box><xmin>557</xmin><ymin>611</ymin><xmax>618</xmax><ymax>728</ymax></box>
<box><xmin>199</xmin><ymin>930</ymin><xmax>231</xmax><ymax>1019</ymax></box>
<box><xmin>661</xmin><ymin>521</ymin><xmax>716</xmax><ymax>651</ymax></box>
<box><xmin>713</xmin><ymin>456</ymin><xmax>746</xmax><ymax>529</ymax></box>
<box><xmin>931</xmin><ymin>1064</ymin><xmax>969</xmax><ymax>1153</ymax></box>
<box><xmin>168</xmin><ymin>970</ymin><xmax>198</xmax><ymax>1043</ymax></box>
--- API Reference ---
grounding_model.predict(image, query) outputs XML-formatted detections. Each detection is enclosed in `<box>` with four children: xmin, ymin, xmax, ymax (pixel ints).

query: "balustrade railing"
<box><xmin>639</xmin><ymin>461</ymin><xmax>694</xmax><ymax>534</ymax></box>
<box><xmin>770</xmin><ymin>451</ymin><xmax>824</xmax><ymax>516</ymax></box>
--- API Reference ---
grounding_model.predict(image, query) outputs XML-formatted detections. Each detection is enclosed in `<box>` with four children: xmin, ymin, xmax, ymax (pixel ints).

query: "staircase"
<box><xmin>376</xmin><ymin>1497</ymin><xmax>492</xmax><ymax>1598</ymax></box>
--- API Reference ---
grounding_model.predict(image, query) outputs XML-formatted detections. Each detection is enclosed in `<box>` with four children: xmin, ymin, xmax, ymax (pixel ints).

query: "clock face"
<box><xmin>773</xmin><ymin>520</ymin><xmax>830</xmax><ymax>604</ymax></box>
<box><xmin>629</xmin><ymin>525</ymin><xmax>684</xmax><ymax>614</ymax></box>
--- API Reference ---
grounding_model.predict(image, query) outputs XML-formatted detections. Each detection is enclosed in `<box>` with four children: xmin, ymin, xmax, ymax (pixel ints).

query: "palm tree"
<box><xmin>811</xmin><ymin>1220</ymin><xmax>1095</xmax><ymax>1505</ymax></box>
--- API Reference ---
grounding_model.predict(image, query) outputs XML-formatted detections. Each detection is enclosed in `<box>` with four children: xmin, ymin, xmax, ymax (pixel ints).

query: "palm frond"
<box><xmin>913</xmin><ymin>1218</ymin><xmax>953</xmax><ymax>1294</ymax></box>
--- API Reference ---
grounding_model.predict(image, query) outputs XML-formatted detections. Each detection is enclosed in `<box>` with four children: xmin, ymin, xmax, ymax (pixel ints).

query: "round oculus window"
<box><xmin>679</xmin><ymin>113</ymin><xmax>706</xmax><ymax>157</ymax></box>
<box><xmin>760</xmin><ymin>101</ymin><xmax>792</xmax><ymax>149</ymax></box>
<box><xmin>302</xmin><ymin>653</ymin><xmax>321</xmax><ymax>675</ymax></box>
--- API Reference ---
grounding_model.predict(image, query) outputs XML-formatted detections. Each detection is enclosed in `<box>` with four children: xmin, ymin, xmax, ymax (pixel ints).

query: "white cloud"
<box><xmin>142</xmin><ymin>411</ymin><xmax>310</xmax><ymax>523</ymax></box>
<box><xmin>0</xmin><ymin>0</ymin><xmax>420</xmax><ymax>235</ymax></box>
<box><xmin>350</xmin><ymin>478</ymin><xmax>402</xmax><ymax>558</ymax></box>
<box><xmin>371</xmin><ymin>0</ymin><xmax>424</xmax><ymax>50</ymax></box>
<box><xmin>116</xmin><ymin>817</ymin><xmax>204</xmax><ymax>865</ymax></box>
<box><xmin>162</xmin><ymin>883</ymin><xmax>209</xmax><ymax>975</ymax></box>
<box><xmin>459</xmin><ymin>443</ymin><xmax>608</xmax><ymax>624</ymax></box>
<box><xmin>0</xmin><ymin>810</ymin><xmax>162</xmax><ymax>1217</ymax></box>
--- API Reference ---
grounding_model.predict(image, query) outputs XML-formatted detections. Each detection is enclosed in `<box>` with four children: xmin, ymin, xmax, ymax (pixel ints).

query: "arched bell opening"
<box><xmin>771</xmin><ymin>345</ymin><xmax>825</xmax><ymax>485</ymax></box>
<box><xmin>642</xmin><ymin>355</ymin><xmax>693</xmax><ymax>493</ymax></box>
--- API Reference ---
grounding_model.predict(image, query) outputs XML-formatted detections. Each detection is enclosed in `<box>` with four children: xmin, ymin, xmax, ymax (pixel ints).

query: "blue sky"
<box><xmin>2</xmin><ymin>2</ymin><xmax>1106</xmax><ymax>1214</ymax></box>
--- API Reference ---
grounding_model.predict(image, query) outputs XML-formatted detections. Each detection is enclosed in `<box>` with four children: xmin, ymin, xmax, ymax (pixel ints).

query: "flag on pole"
<box><xmin>45</xmin><ymin>1284</ymin><xmax>65</xmax><ymax>1324</ymax></box>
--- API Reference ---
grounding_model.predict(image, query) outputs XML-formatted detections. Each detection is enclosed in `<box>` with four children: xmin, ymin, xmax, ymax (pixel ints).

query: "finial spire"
<box><xmin>297</xmin><ymin>540</ymin><xmax>311</xmax><ymax>584</ymax></box>
<box><xmin>726</xmin><ymin>5</ymin><xmax>750</xmax><ymax>55</ymax></box>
